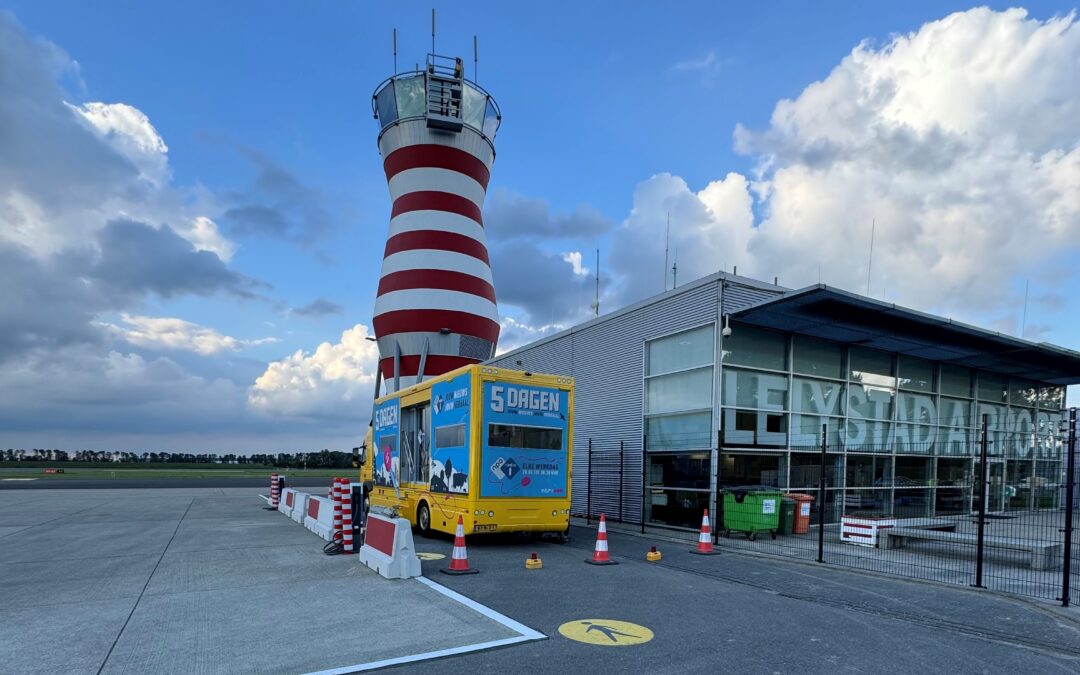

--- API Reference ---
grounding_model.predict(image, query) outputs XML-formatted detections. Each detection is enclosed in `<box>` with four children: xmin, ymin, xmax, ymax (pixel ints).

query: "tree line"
<box><xmin>1</xmin><ymin>448</ymin><xmax>356</xmax><ymax>468</ymax></box>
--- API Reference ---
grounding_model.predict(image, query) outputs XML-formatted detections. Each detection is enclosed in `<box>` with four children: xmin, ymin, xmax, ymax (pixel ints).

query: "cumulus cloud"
<box><xmin>606</xmin><ymin>8</ymin><xmax>1080</xmax><ymax>333</ymax></box>
<box><xmin>249</xmin><ymin>324</ymin><xmax>380</xmax><ymax>421</ymax></box>
<box><xmin>608</xmin><ymin>172</ymin><xmax>754</xmax><ymax>306</ymax></box>
<box><xmin>103</xmin><ymin>314</ymin><xmax>277</xmax><ymax>355</ymax></box>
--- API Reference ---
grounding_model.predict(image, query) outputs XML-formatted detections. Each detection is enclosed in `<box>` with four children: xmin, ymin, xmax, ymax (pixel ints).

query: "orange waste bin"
<box><xmin>785</xmin><ymin>493</ymin><xmax>814</xmax><ymax>534</ymax></box>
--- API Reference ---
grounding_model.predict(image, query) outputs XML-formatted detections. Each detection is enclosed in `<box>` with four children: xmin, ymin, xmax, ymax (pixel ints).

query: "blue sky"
<box><xmin>1</xmin><ymin>2</ymin><xmax>1078</xmax><ymax>451</ymax></box>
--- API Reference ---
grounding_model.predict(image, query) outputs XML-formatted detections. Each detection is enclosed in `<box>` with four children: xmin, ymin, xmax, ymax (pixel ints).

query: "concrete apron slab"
<box><xmin>101</xmin><ymin>571</ymin><xmax>540</xmax><ymax>674</ymax></box>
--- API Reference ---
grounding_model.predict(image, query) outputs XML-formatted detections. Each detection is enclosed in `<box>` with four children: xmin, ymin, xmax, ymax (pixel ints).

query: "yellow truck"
<box><xmin>358</xmin><ymin>364</ymin><xmax>573</xmax><ymax>539</ymax></box>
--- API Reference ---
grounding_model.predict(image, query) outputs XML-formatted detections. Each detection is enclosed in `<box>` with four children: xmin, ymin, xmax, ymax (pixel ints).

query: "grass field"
<box><xmin>0</xmin><ymin>464</ymin><xmax>352</xmax><ymax>480</ymax></box>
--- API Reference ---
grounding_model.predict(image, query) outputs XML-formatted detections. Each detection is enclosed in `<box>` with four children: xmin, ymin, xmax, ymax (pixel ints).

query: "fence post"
<box><xmin>973</xmin><ymin>414</ymin><xmax>989</xmax><ymax>589</ymax></box>
<box><xmin>817</xmin><ymin>423</ymin><xmax>827</xmax><ymax>563</ymax></box>
<box><xmin>1061</xmin><ymin>408</ymin><xmax>1076</xmax><ymax>607</ymax></box>
<box><xmin>586</xmin><ymin>439</ymin><xmax>593</xmax><ymax>526</ymax></box>
<box><xmin>619</xmin><ymin>440</ymin><xmax>625</xmax><ymax>523</ymax></box>
<box><xmin>715</xmin><ymin>428</ymin><xmax>722</xmax><ymax>545</ymax></box>
<box><xmin>641</xmin><ymin>434</ymin><xmax>647</xmax><ymax>534</ymax></box>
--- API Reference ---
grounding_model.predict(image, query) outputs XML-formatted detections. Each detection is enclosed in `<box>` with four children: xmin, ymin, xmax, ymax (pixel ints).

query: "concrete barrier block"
<box><xmin>278</xmin><ymin>488</ymin><xmax>298</xmax><ymax>517</ymax></box>
<box><xmin>303</xmin><ymin>496</ymin><xmax>335</xmax><ymax>541</ymax></box>
<box><xmin>359</xmin><ymin>514</ymin><xmax>421</xmax><ymax>580</ymax></box>
<box><xmin>291</xmin><ymin>492</ymin><xmax>310</xmax><ymax>524</ymax></box>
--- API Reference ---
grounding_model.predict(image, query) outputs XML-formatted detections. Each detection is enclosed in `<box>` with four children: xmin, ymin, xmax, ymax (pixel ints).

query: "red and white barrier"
<box><xmin>332</xmin><ymin>477</ymin><xmax>344</xmax><ymax>543</ymax></box>
<box><xmin>269</xmin><ymin>472</ymin><xmax>280</xmax><ymax>509</ymax></box>
<box><xmin>840</xmin><ymin>515</ymin><xmax>897</xmax><ymax>547</ymax></box>
<box><xmin>303</xmin><ymin>495</ymin><xmax>336</xmax><ymax>541</ymax></box>
<box><xmin>341</xmin><ymin>480</ymin><xmax>355</xmax><ymax>554</ymax></box>
<box><xmin>359</xmin><ymin>512</ymin><xmax>421</xmax><ymax>579</ymax></box>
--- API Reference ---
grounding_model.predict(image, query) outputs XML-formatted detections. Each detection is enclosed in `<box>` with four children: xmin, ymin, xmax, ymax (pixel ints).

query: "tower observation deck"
<box><xmin>371</xmin><ymin>53</ymin><xmax>502</xmax><ymax>393</ymax></box>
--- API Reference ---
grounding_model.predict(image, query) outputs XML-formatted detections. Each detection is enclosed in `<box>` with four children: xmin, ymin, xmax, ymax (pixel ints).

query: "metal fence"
<box><xmin>708</xmin><ymin>412</ymin><xmax>1079</xmax><ymax>606</ymax></box>
<box><xmin>581</xmin><ymin>440</ymin><xmax>643</xmax><ymax>527</ymax></box>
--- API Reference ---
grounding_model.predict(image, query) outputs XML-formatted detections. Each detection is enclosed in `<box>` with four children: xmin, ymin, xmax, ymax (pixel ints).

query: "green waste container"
<box><xmin>722</xmin><ymin>487</ymin><xmax>783</xmax><ymax>541</ymax></box>
<box><xmin>777</xmin><ymin>497</ymin><xmax>796</xmax><ymax>536</ymax></box>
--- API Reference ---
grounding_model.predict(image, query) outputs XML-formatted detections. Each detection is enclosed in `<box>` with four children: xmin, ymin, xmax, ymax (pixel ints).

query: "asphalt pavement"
<box><xmin>412</xmin><ymin>524</ymin><xmax>1080</xmax><ymax>674</ymax></box>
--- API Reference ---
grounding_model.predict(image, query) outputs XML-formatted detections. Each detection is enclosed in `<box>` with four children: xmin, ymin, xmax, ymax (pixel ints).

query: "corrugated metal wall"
<box><xmin>488</xmin><ymin>273</ymin><xmax>785</xmax><ymax>522</ymax></box>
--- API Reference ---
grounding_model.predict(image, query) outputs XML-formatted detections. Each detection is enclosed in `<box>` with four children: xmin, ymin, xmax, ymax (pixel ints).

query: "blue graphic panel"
<box><xmin>372</xmin><ymin>398</ymin><xmax>399</xmax><ymax>488</ymax></box>
<box><xmin>430</xmin><ymin>373</ymin><xmax>471</xmax><ymax>494</ymax></box>
<box><xmin>480</xmin><ymin>382</ymin><xmax>569</xmax><ymax>498</ymax></box>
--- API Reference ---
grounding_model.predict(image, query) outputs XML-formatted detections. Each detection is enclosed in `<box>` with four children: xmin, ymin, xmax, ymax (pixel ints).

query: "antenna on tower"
<box><xmin>663</xmin><ymin>212</ymin><xmax>670</xmax><ymax>292</ymax></box>
<box><xmin>392</xmin><ymin>28</ymin><xmax>397</xmax><ymax>73</ymax></box>
<box><xmin>866</xmin><ymin>217</ymin><xmax>875</xmax><ymax>296</ymax></box>
<box><xmin>594</xmin><ymin>249</ymin><xmax>600</xmax><ymax>316</ymax></box>
<box><xmin>473</xmin><ymin>35</ymin><xmax>478</xmax><ymax>81</ymax></box>
<box><xmin>672</xmin><ymin>248</ymin><xmax>679</xmax><ymax>289</ymax></box>
<box><xmin>431</xmin><ymin>8</ymin><xmax>436</xmax><ymax>55</ymax></box>
<box><xmin>1021</xmin><ymin>278</ymin><xmax>1030</xmax><ymax>338</ymax></box>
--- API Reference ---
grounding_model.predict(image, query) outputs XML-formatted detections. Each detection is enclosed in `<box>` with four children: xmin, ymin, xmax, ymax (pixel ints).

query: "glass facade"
<box><xmin>642</xmin><ymin>320</ymin><xmax>1069</xmax><ymax>528</ymax></box>
<box><xmin>373</xmin><ymin>73</ymin><xmax>501</xmax><ymax>141</ymax></box>
<box><xmin>644</xmin><ymin>325</ymin><xmax>715</xmax><ymax>528</ymax></box>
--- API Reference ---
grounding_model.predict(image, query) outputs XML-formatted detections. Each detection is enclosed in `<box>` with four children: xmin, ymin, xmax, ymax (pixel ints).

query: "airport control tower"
<box><xmin>371</xmin><ymin>51</ymin><xmax>502</xmax><ymax>393</ymax></box>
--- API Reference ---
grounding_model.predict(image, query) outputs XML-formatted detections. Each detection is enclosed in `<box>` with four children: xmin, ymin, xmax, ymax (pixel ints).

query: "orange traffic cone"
<box><xmin>689</xmin><ymin>509</ymin><xmax>720</xmax><ymax>555</ymax></box>
<box><xmin>440</xmin><ymin>515</ymin><xmax>479</xmax><ymax>575</ymax></box>
<box><xmin>585</xmin><ymin>514</ymin><xmax>619</xmax><ymax>565</ymax></box>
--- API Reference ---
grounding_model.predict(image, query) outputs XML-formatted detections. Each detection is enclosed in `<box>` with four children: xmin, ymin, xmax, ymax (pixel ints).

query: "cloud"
<box><xmin>221</xmin><ymin>149</ymin><xmax>335</xmax><ymax>245</ymax></box>
<box><xmin>103</xmin><ymin>314</ymin><xmax>277</xmax><ymax>355</ymax></box>
<box><xmin>496</xmin><ymin>317</ymin><xmax>566</xmax><ymax>354</ymax></box>
<box><xmin>483</xmin><ymin>188</ymin><xmax>613</xmax><ymax>327</ymax></box>
<box><xmin>92</xmin><ymin>219</ymin><xmax>262</xmax><ymax>299</ymax></box>
<box><xmin>485</xmin><ymin>189</ymin><xmax>614</xmax><ymax>242</ymax></box>
<box><xmin>606</xmin><ymin>8</ymin><xmax>1080</xmax><ymax>334</ymax></box>
<box><xmin>607</xmin><ymin>172</ymin><xmax>754</xmax><ymax>307</ymax></box>
<box><xmin>69</xmin><ymin>101</ymin><xmax>170</xmax><ymax>186</ymax></box>
<box><xmin>0</xmin><ymin>345</ymin><xmax>249</xmax><ymax>435</ymax></box>
<box><xmin>248</xmin><ymin>324</ymin><xmax>380</xmax><ymax>421</ymax></box>
<box><xmin>291</xmin><ymin>298</ymin><xmax>344</xmax><ymax>317</ymax></box>
<box><xmin>668</xmin><ymin>49</ymin><xmax>731</xmax><ymax>83</ymax></box>
<box><xmin>490</xmin><ymin>240</ymin><xmax>598</xmax><ymax>326</ymax></box>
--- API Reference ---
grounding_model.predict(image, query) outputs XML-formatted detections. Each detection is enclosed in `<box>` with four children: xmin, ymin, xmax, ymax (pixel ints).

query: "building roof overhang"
<box><xmin>730</xmin><ymin>285</ymin><xmax>1080</xmax><ymax>386</ymax></box>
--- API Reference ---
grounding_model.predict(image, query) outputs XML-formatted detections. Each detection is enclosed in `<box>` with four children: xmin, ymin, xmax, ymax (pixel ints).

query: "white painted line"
<box><xmin>257</xmin><ymin>493</ymin><xmax>271</xmax><ymax>505</ymax></box>
<box><xmin>301</xmin><ymin>577</ymin><xmax>545</xmax><ymax>675</ymax></box>
<box><xmin>416</xmin><ymin>577</ymin><xmax>545</xmax><ymax>640</ymax></box>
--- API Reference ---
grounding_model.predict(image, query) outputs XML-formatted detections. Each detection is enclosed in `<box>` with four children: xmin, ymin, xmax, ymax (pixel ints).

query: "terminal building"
<box><xmin>487</xmin><ymin>272</ymin><xmax>1080</xmax><ymax>531</ymax></box>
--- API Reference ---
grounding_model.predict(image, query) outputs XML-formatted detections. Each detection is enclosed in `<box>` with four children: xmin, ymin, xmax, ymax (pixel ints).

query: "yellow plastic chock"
<box><xmin>525</xmin><ymin>552</ymin><xmax>543</xmax><ymax>569</ymax></box>
<box><xmin>646</xmin><ymin>546</ymin><xmax>662</xmax><ymax>562</ymax></box>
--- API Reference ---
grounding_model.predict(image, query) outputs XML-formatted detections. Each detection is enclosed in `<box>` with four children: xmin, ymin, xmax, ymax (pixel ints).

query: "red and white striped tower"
<box><xmin>332</xmin><ymin>478</ymin><xmax>343</xmax><ymax>543</ymax></box>
<box><xmin>371</xmin><ymin>52</ymin><xmax>502</xmax><ymax>393</ymax></box>
<box><xmin>341</xmin><ymin>479</ymin><xmax>355</xmax><ymax>554</ymax></box>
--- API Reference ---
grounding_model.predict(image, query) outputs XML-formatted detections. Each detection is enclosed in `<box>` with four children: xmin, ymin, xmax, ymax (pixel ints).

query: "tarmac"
<box><xmin>0</xmin><ymin>488</ymin><xmax>530</xmax><ymax>674</ymax></box>
<box><xmin>3</xmin><ymin>487</ymin><xmax>1080</xmax><ymax>674</ymax></box>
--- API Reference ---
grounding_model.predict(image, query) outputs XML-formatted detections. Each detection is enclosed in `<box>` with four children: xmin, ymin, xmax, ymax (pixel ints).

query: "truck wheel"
<box><xmin>416</xmin><ymin>502</ymin><xmax>432</xmax><ymax>538</ymax></box>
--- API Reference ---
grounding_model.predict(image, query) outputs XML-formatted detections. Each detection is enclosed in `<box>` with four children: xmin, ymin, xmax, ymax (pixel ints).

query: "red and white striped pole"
<box><xmin>269</xmin><ymin>472</ymin><xmax>280</xmax><ymax>509</ymax></box>
<box><xmin>332</xmin><ymin>477</ymin><xmax>343</xmax><ymax>543</ymax></box>
<box><xmin>341</xmin><ymin>479</ymin><xmax>354</xmax><ymax>554</ymax></box>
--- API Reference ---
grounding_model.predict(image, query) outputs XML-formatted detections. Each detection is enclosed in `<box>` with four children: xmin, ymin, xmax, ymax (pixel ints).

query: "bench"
<box><xmin>880</xmin><ymin>527</ymin><xmax>1063</xmax><ymax>570</ymax></box>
